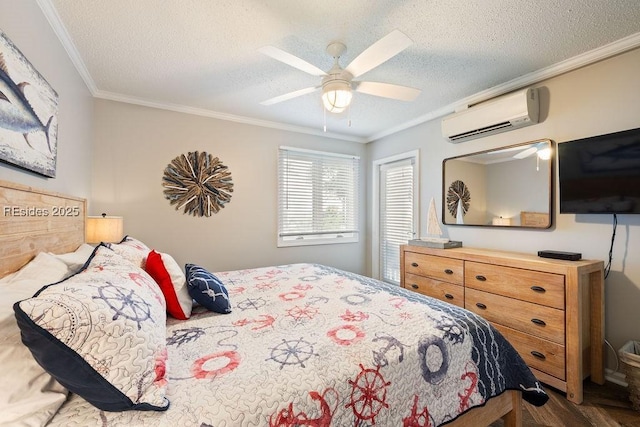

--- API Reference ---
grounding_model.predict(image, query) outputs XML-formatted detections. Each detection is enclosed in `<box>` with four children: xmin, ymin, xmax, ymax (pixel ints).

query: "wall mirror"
<box><xmin>442</xmin><ymin>139</ymin><xmax>553</xmax><ymax>228</ymax></box>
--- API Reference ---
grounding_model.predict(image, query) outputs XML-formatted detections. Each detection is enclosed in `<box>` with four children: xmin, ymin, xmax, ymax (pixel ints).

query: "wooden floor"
<box><xmin>489</xmin><ymin>381</ymin><xmax>640</xmax><ymax>427</ymax></box>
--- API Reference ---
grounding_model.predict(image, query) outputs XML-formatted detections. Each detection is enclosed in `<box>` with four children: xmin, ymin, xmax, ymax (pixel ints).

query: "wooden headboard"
<box><xmin>0</xmin><ymin>180</ymin><xmax>86</xmax><ymax>277</ymax></box>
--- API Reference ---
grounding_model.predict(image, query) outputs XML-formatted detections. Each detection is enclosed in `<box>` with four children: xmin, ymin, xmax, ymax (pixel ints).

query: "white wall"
<box><xmin>91</xmin><ymin>99</ymin><xmax>368</xmax><ymax>274</ymax></box>
<box><xmin>0</xmin><ymin>1</ymin><xmax>93</xmax><ymax>198</ymax></box>
<box><xmin>367</xmin><ymin>47</ymin><xmax>640</xmax><ymax>369</ymax></box>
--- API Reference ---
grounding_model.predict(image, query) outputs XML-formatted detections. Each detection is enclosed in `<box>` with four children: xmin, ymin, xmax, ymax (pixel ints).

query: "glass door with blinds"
<box><xmin>378</xmin><ymin>157</ymin><xmax>417</xmax><ymax>284</ymax></box>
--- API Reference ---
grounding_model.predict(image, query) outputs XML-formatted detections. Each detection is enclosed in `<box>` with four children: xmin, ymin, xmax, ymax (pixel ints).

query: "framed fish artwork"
<box><xmin>0</xmin><ymin>30</ymin><xmax>58</xmax><ymax>177</ymax></box>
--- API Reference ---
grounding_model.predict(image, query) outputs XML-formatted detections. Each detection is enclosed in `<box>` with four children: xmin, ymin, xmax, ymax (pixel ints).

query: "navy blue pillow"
<box><xmin>185</xmin><ymin>264</ymin><xmax>232</xmax><ymax>314</ymax></box>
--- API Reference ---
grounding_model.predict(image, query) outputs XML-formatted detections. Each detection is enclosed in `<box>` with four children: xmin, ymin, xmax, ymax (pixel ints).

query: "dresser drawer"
<box><xmin>404</xmin><ymin>273</ymin><xmax>464</xmax><ymax>307</ymax></box>
<box><xmin>494</xmin><ymin>324</ymin><xmax>566</xmax><ymax>380</ymax></box>
<box><xmin>404</xmin><ymin>252</ymin><xmax>463</xmax><ymax>285</ymax></box>
<box><xmin>465</xmin><ymin>288</ymin><xmax>565</xmax><ymax>345</ymax></box>
<box><xmin>465</xmin><ymin>261</ymin><xmax>565</xmax><ymax>309</ymax></box>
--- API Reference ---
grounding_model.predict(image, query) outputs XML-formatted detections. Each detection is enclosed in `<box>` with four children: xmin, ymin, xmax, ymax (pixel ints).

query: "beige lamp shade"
<box><xmin>86</xmin><ymin>214</ymin><xmax>124</xmax><ymax>243</ymax></box>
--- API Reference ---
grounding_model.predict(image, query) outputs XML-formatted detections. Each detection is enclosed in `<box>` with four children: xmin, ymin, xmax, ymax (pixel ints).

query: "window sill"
<box><xmin>277</xmin><ymin>236</ymin><xmax>359</xmax><ymax>248</ymax></box>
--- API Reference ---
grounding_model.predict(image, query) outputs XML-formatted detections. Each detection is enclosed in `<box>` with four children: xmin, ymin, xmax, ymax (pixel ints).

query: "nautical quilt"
<box><xmin>48</xmin><ymin>263</ymin><xmax>547</xmax><ymax>426</ymax></box>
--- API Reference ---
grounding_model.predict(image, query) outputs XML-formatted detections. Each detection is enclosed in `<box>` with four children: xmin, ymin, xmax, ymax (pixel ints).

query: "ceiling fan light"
<box><xmin>537</xmin><ymin>147</ymin><xmax>551</xmax><ymax>160</ymax></box>
<box><xmin>322</xmin><ymin>80</ymin><xmax>352</xmax><ymax>113</ymax></box>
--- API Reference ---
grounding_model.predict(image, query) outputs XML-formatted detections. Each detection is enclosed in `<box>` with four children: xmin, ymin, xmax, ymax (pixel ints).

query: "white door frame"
<box><xmin>371</xmin><ymin>149</ymin><xmax>419</xmax><ymax>281</ymax></box>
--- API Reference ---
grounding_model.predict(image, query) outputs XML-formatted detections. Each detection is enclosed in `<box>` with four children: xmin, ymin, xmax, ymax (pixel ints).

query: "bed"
<box><xmin>1</xmin><ymin>180</ymin><xmax>547</xmax><ymax>426</ymax></box>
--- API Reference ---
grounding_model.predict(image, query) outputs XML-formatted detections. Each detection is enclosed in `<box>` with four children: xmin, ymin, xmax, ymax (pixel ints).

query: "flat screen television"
<box><xmin>558</xmin><ymin>127</ymin><xmax>640</xmax><ymax>214</ymax></box>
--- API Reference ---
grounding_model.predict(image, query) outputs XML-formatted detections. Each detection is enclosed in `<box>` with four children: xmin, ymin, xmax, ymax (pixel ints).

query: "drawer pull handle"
<box><xmin>475</xmin><ymin>275</ymin><xmax>487</xmax><ymax>281</ymax></box>
<box><xmin>531</xmin><ymin>318</ymin><xmax>546</xmax><ymax>326</ymax></box>
<box><xmin>411</xmin><ymin>262</ymin><xmax>419</xmax><ymax>267</ymax></box>
<box><xmin>531</xmin><ymin>351</ymin><xmax>546</xmax><ymax>360</ymax></box>
<box><xmin>475</xmin><ymin>302</ymin><xmax>487</xmax><ymax>310</ymax></box>
<box><xmin>530</xmin><ymin>286</ymin><xmax>546</xmax><ymax>293</ymax></box>
<box><xmin>444</xmin><ymin>293</ymin><xmax>454</xmax><ymax>300</ymax></box>
<box><xmin>411</xmin><ymin>284</ymin><xmax>419</xmax><ymax>289</ymax></box>
<box><xmin>444</xmin><ymin>269</ymin><xmax>454</xmax><ymax>275</ymax></box>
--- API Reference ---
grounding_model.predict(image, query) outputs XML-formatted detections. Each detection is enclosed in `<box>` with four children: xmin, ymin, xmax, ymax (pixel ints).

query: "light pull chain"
<box><xmin>323</xmin><ymin>107</ymin><xmax>327</xmax><ymax>132</ymax></box>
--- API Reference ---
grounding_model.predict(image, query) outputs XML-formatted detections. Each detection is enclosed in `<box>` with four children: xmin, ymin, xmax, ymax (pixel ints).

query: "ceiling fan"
<box><xmin>512</xmin><ymin>141</ymin><xmax>551</xmax><ymax>172</ymax></box>
<box><xmin>513</xmin><ymin>142</ymin><xmax>551</xmax><ymax>160</ymax></box>
<box><xmin>259</xmin><ymin>30</ymin><xmax>421</xmax><ymax>114</ymax></box>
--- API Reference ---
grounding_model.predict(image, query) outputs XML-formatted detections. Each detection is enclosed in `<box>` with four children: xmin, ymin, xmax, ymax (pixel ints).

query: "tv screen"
<box><xmin>558</xmin><ymin>127</ymin><xmax>640</xmax><ymax>214</ymax></box>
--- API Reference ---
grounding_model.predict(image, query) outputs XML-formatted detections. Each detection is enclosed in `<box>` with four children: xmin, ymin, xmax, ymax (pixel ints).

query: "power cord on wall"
<box><xmin>605</xmin><ymin>339</ymin><xmax>620</xmax><ymax>374</ymax></box>
<box><xmin>604</xmin><ymin>213</ymin><xmax>617</xmax><ymax>279</ymax></box>
<box><xmin>604</xmin><ymin>214</ymin><xmax>620</xmax><ymax>377</ymax></box>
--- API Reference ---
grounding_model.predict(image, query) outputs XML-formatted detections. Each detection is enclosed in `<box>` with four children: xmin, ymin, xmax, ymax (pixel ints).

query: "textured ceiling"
<box><xmin>44</xmin><ymin>0</ymin><xmax>640</xmax><ymax>142</ymax></box>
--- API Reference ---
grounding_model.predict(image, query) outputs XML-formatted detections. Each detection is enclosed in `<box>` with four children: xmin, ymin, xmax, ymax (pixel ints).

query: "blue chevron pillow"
<box><xmin>185</xmin><ymin>264</ymin><xmax>231</xmax><ymax>314</ymax></box>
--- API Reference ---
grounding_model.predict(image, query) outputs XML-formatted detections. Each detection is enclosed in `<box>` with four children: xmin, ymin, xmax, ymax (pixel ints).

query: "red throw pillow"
<box><xmin>145</xmin><ymin>250</ymin><xmax>192</xmax><ymax>320</ymax></box>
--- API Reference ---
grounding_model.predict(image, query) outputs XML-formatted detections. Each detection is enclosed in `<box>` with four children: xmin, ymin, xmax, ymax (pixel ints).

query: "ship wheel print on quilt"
<box><xmin>286</xmin><ymin>305</ymin><xmax>320</xmax><ymax>323</ymax></box>
<box><xmin>266</xmin><ymin>337</ymin><xmax>318</xmax><ymax>369</ymax></box>
<box><xmin>346</xmin><ymin>364</ymin><xmax>391</xmax><ymax>424</ymax></box>
<box><xmin>166</xmin><ymin>327</ymin><xmax>206</xmax><ymax>347</ymax></box>
<box><xmin>236</xmin><ymin>297</ymin><xmax>267</xmax><ymax>311</ymax></box>
<box><xmin>93</xmin><ymin>282</ymin><xmax>152</xmax><ymax>330</ymax></box>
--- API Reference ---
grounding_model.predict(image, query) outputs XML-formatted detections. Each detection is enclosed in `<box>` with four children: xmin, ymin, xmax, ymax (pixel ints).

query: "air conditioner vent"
<box><xmin>448</xmin><ymin>121</ymin><xmax>513</xmax><ymax>141</ymax></box>
<box><xmin>442</xmin><ymin>88</ymin><xmax>539</xmax><ymax>143</ymax></box>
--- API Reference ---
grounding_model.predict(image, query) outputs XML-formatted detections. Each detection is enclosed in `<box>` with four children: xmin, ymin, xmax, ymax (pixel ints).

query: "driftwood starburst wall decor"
<box><xmin>162</xmin><ymin>151</ymin><xmax>233</xmax><ymax>217</ymax></box>
<box><xmin>446</xmin><ymin>180</ymin><xmax>470</xmax><ymax>218</ymax></box>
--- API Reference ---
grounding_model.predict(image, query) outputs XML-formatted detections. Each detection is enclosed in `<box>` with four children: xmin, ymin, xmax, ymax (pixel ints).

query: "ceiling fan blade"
<box><xmin>354</xmin><ymin>81</ymin><xmax>421</xmax><ymax>101</ymax></box>
<box><xmin>259</xmin><ymin>46</ymin><xmax>327</xmax><ymax>77</ymax></box>
<box><xmin>345</xmin><ymin>30</ymin><xmax>413</xmax><ymax>78</ymax></box>
<box><xmin>260</xmin><ymin>86</ymin><xmax>320</xmax><ymax>106</ymax></box>
<box><xmin>513</xmin><ymin>147</ymin><xmax>538</xmax><ymax>159</ymax></box>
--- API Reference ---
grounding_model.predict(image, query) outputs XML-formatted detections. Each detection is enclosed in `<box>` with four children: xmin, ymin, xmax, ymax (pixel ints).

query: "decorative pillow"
<box><xmin>185</xmin><ymin>264</ymin><xmax>232</xmax><ymax>314</ymax></box>
<box><xmin>49</xmin><ymin>243</ymin><xmax>95</xmax><ymax>276</ymax></box>
<box><xmin>145</xmin><ymin>250</ymin><xmax>192</xmax><ymax>320</ymax></box>
<box><xmin>0</xmin><ymin>253</ymin><xmax>69</xmax><ymax>427</ymax></box>
<box><xmin>107</xmin><ymin>235</ymin><xmax>151</xmax><ymax>268</ymax></box>
<box><xmin>14</xmin><ymin>245</ymin><xmax>169</xmax><ymax>412</ymax></box>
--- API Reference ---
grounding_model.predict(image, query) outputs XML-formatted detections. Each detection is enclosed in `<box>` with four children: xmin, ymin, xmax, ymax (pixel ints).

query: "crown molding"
<box><xmin>452</xmin><ymin>31</ymin><xmax>640</xmax><ymax>111</ymax></box>
<box><xmin>94</xmin><ymin>90</ymin><xmax>367</xmax><ymax>143</ymax></box>
<box><xmin>37</xmin><ymin>0</ymin><xmax>97</xmax><ymax>94</ymax></box>
<box><xmin>367</xmin><ymin>31</ymin><xmax>640</xmax><ymax>142</ymax></box>
<box><xmin>38</xmin><ymin>0</ymin><xmax>640</xmax><ymax>144</ymax></box>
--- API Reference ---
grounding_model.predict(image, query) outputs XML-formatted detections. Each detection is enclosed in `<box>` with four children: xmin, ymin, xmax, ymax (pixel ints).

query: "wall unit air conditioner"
<box><xmin>441</xmin><ymin>88</ymin><xmax>539</xmax><ymax>143</ymax></box>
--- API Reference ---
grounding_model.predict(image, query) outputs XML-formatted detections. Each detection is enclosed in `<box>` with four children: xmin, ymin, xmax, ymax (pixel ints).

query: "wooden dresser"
<box><xmin>400</xmin><ymin>244</ymin><xmax>605</xmax><ymax>404</ymax></box>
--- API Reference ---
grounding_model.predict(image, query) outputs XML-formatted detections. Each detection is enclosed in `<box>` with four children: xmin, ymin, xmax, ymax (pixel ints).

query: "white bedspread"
<box><xmin>48</xmin><ymin>263</ymin><xmax>546</xmax><ymax>426</ymax></box>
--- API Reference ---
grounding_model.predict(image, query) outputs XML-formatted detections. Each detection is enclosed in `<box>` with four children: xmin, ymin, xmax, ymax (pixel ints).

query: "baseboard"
<box><xmin>605</xmin><ymin>368</ymin><xmax>628</xmax><ymax>387</ymax></box>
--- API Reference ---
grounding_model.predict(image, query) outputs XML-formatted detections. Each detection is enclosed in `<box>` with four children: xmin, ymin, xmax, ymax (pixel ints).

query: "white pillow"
<box><xmin>0</xmin><ymin>252</ymin><xmax>71</xmax><ymax>427</ymax></box>
<box><xmin>0</xmin><ymin>251</ymin><xmax>67</xmax><ymax>286</ymax></box>
<box><xmin>49</xmin><ymin>243</ymin><xmax>95</xmax><ymax>276</ymax></box>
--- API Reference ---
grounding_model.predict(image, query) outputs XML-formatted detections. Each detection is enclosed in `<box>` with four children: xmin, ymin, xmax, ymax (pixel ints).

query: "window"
<box><xmin>278</xmin><ymin>146</ymin><xmax>359</xmax><ymax>247</ymax></box>
<box><xmin>372</xmin><ymin>151</ymin><xmax>418</xmax><ymax>284</ymax></box>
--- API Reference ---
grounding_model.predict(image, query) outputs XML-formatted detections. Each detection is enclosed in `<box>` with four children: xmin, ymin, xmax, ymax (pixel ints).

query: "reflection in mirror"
<box><xmin>442</xmin><ymin>139</ymin><xmax>553</xmax><ymax>228</ymax></box>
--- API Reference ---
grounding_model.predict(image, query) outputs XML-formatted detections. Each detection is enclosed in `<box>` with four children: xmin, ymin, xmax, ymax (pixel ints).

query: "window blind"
<box><xmin>278</xmin><ymin>147</ymin><xmax>359</xmax><ymax>246</ymax></box>
<box><xmin>380</xmin><ymin>158</ymin><xmax>415</xmax><ymax>283</ymax></box>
